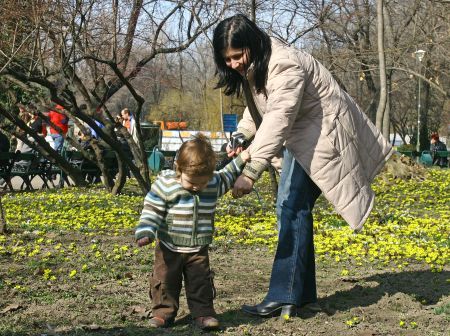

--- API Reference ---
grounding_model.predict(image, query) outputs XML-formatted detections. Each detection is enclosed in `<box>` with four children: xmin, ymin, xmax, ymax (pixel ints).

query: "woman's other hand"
<box><xmin>137</xmin><ymin>237</ymin><xmax>153</xmax><ymax>247</ymax></box>
<box><xmin>232</xmin><ymin>175</ymin><xmax>254</xmax><ymax>198</ymax></box>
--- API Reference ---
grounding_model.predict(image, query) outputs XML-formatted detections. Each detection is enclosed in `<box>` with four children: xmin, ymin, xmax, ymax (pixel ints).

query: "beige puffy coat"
<box><xmin>238</xmin><ymin>39</ymin><xmax>393</xmax><ymax>231</ymax></box>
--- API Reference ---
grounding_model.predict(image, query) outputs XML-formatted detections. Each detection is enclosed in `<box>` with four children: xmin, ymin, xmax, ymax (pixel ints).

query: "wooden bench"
<box><xmin>65</xmin><ymin>150</ymin><xmax>121</xmax><ymax>184</ymax></box>
<box><xmin>1</xmin><ymin>152</ymin><xmax>64</xmax><ymax>190</ymax></box>
<box><xmin>434</xmin><ymin>150</ymin><xmax>449</xmax><ymax>159</ymax></box>
<box><xmin>0</xmin><ymin>152</ymin><xmax>15</xmax><ymax>190</ymax></box>
<box><xmin>10</xmin><ymin>153</ymin><xmax>52</xmax><ymax>190</ymax></box>
<box><xmin>420</xmin><ymin>150</ymin><xmax>449</xmax><ymax>167</ymax></box>
<box><xmin>66</xmin><ymin>150</ymin><xmax>101</xmax><ymax>184</ymax></box>
<box><xmin>432</xmin><ymin>150</ymin><xmax>449</xmax><ymax>167</ymax></box>
<box><xmin>397</xmin><ymin>150</ymin><xmax>415</xmax><ymax>158</ymax></box>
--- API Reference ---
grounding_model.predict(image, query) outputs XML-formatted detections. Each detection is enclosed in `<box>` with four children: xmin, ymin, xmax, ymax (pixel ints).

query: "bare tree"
<box><xmin>376</xmin><ymin>0</ymin><xmax>388</xmax><ymax>137</ymax></box>
<box><xmin>0</xmin><ymin>0</ymin><xmax>228</xmax><ymax>194</ymax></box>
<box><xmin>0</xmin><ymin>193</ymin><xmax>6</xmax><ymax>234</ymax></box>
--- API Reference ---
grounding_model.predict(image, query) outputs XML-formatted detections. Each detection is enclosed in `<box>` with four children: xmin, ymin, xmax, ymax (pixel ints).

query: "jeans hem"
<box><xmin>264</xmin><ymin>296</ymin><xmax>298</xmax><ymax>305</ymax></box>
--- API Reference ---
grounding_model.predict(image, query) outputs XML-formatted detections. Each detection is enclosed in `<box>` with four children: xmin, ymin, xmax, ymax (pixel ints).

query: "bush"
<box><xmin>397</xmin><ymin>143</ymin><xmax>415</xmax><ymax>152</ymax></box>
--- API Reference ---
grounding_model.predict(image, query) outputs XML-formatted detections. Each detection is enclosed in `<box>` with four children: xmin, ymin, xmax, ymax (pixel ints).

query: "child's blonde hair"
<box><xmin>175</xmin><ymin>133</ymin><xmax>217</xmax><ymax>177</ymax></box>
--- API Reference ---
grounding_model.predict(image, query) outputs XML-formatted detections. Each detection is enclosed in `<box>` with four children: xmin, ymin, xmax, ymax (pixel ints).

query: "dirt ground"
<box><xmin>0</xmin><ymin>234</ymin><xmax>449</xmax><ymax>336</ymax></box>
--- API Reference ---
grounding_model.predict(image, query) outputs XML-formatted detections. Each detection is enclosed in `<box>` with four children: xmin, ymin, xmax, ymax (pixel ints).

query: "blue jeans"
<box><xmin>265</xmin><ymin>149</ymin><xmax>321</xmax><ymax>305</ymax></box>
<box><xmin>51</xmin><ymin>134</ymin><xmax>64</xmax><ymax>152</ymax></box>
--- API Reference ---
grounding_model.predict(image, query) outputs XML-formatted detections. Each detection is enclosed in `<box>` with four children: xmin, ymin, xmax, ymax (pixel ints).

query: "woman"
<box><xmin>212</xmin><ymin>14</ymin><xmax>393</xmax><ymax>318</ymax></box>
<box><xmin>15</xmin><ymin>110</ymin><xmax>34</xmax><ymax>154</ymax></box>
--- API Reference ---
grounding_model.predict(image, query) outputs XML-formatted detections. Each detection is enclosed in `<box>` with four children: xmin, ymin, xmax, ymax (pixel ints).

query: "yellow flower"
<box><xmin>43</xmin><ymin>269</ymin><xmax>52</xmax><ymax>280</ymax></box>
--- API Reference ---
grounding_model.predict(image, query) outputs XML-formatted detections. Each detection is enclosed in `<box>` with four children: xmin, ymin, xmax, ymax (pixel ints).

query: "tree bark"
<box><xmin>0</xmin><ymin>194</ymin><xmax>6</xmax><ymax>234</ymax></box>
<box><xmin>376</xmin><ymin>0</ymin><xmax>387</xmax><ymax>132</ymax></box>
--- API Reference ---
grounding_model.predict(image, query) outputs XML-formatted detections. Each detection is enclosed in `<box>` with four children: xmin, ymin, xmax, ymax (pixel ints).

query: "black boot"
<box><xmin>242</xmin><ymin>301</ymin><xmax>296</xmax><ymax>317</ymax></box>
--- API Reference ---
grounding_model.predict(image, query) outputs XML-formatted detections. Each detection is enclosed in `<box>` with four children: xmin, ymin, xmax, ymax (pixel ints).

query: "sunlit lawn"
<box><xmin>1</xmin><ymin>168</ymin><xmax>448</xmax><ymax>295</ymax></box>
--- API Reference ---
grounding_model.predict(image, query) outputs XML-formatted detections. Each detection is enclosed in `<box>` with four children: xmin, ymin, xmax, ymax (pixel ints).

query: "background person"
<box><xmin>29</xmin><ymin>107</ymin><xmax>47</xmax><ymax>139</ymax></box>
<box><xmin>120</xmin><ymin>108</ymin><xmax>138</xmax><ymax>143</ymax></box>
<box><xmin>430</xmin><ymin>133</ymin><xmax>448</xmax><ymax>167</ymax></box>
<box><xmin>14</xmin><ymin>110</ymin><xmax>33</xmax><ymax>154</ymax></box>
<box><xmin>135</xmin><ymin>133</ymin><xmax>250</xmax><ymax>330</ymax></box>
<box><xmin>213</xmin><ymin>14</ymin><xmax>393</xmax><ymax>318</ymax></box>
<box><xmin>47</xmin><ymin>105</ymin><xmax>69</xmax><ymax>152</ymax></box>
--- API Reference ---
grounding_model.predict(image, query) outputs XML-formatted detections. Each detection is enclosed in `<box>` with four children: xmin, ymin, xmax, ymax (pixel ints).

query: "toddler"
<box><xmin>135</xmin><ymin>133</ymin><xmax>250</xmax><ymax>330</ymax></box>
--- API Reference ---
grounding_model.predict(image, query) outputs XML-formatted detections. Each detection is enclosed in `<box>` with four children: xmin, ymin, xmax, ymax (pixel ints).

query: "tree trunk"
<box><xmin>267</xmin><ymin>166</ymin><xmax>278</xmax><ymax>205</ymax></box>
<box><xmin>420</xmin><ymin>80</ymin><xmax>431</xmax><ymax>152</ymax></box>
<box><xmin>382</xmin><ymin>78</ymin><xmax>391</xmax><ymax>139</ymax></box>
<box><xmin>0</xmin><ymin>193</ymin><xmax>6</xmax><ymax>234</ymax></box>
<box><xmin>376</xmin><ymin>0</ymin><xmax>387</xmax><ymax>132</ymax></box>
<box><xmin>250</xmin><ymin>0</ymin><xmax>256</xmax><ymax>22</ymax></box>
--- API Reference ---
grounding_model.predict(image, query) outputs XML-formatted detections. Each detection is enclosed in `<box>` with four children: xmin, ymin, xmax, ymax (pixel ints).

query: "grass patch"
<box><xmin>0</xmin><ymin>169</ymin><xmax>448</xmax><ymax>335</ymax></box>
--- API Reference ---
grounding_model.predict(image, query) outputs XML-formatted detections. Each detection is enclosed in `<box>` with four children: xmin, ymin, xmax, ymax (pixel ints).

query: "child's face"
<box><xmin>180</xmin><ymin>173</ymin><xmax>211</xmax><ymax>192</ymax></box>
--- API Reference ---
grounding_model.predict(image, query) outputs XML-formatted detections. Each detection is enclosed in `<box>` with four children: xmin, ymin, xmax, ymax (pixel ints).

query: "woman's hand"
<box><xmin>232</xmin><ymin>175</ymin><xmax>254</xmax><ymax>198</ymax></box>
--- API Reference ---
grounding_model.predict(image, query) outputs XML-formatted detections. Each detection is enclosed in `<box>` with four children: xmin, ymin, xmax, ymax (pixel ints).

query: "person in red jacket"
<box><xmin>48</xmin><ymin>105</ymin><xmax>68</xmax><ymax>152</ymax></box>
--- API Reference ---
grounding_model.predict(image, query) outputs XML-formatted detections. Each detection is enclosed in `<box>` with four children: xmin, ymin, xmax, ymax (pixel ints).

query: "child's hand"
<box><xmin>240</xmin><ymin>150</ymin><xmax>251</xmax><ymax>163</ymax></box>
<box><xmin>226</xmin><ymin>142</ymin><xmax>244</xmax><ymax>158</ymax></box>
<box><xmin>137</xmin><ymin>236</ymin><xmax>153</xmax><ymax>247</ymax></box>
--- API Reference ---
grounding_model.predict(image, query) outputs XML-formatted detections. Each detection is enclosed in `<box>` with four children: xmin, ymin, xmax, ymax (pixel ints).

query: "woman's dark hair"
<box><xmin>213</xmin><ymin>14</ymin><xmax>271</xmax><ymax>97</ymax></box>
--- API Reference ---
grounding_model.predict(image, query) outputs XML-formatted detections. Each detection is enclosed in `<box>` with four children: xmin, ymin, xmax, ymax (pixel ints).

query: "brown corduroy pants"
<box><xmin>149</xmin><ymin>241</ymin><xmax>216</xmax><ymax>322</ymax></box>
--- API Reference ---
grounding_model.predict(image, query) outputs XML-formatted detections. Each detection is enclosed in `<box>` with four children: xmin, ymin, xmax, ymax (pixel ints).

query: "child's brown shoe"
<box><xmin>194</xmin><ymin>316</ymin><xmax>220</xmax><ymax>330</ymax></box>
<box><xmin>149</xmin><ymin>316</ymin><xmax>171</xmax><ymax>328</ymax></box>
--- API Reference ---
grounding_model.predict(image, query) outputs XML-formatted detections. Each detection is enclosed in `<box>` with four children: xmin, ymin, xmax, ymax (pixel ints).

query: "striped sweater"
<box><xmin>135</xmin><ymin>155</ymin><xmax>245</xmax><ymax>247</ymax></box>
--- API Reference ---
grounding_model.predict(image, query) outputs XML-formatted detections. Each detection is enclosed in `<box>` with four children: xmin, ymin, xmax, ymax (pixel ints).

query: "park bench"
<box><xmin>1</xmin><ymin>152</ymin><xmax>62</xmax><ymax>190</ymax></box>
<box><xmin>65</xmin><ymin>150</ymin><xmax>121</xmax><ymax>184</ymax></box>
<box><xmin>38</xmin><ymin>157</ymin><xmax>68</xmax><ymax>189</ymax></box>
<box><xmin>0</xmin><ymin>152</ymin><xmax>15</xmax><ymax>190</ymax></box>
<box><xmin>397</xmin><ymin>150</ymin><xmax>415</xmax><ymax>158</ymax></box>
<box><xmin>420</xmin><ymin>150</ymin><xmax>449</xmax><ymax>168</ymax></box>
<box><xmin>66</xmin><ymin>150</ymin><xmax>102</xmax><ymax>184</ymax></box>
<box><xmin>435</xmin><ymin>150</ymin><xmax>449</xmax><ymax>160</ymax></box>
<box><xmin>431</xmin><ymin>150</ymin><xmax>449</xmax><ymax>168</ymax></box>
<box><xmin>10</xmin><ymin>153</ymin><xmax>51</xmax><ymax>190</ymax></box>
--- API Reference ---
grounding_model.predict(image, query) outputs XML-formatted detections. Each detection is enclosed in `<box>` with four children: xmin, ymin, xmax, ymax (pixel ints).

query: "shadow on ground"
<box><xmin>1</xmin><ymin>270</ymin><xmax>448</xmax><ymax>335</ymax></box>
<box><xmin>317</xmin><ymin>269</ymin><xmax>449</xmax><ymax>316</ymax></box>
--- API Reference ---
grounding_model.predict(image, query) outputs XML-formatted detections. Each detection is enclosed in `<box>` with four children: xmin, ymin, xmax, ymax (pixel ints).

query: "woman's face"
<box><xmin>223</xmin><ymin>47</ymin><xmax>249</xmax><ymax>76</ymax></box>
